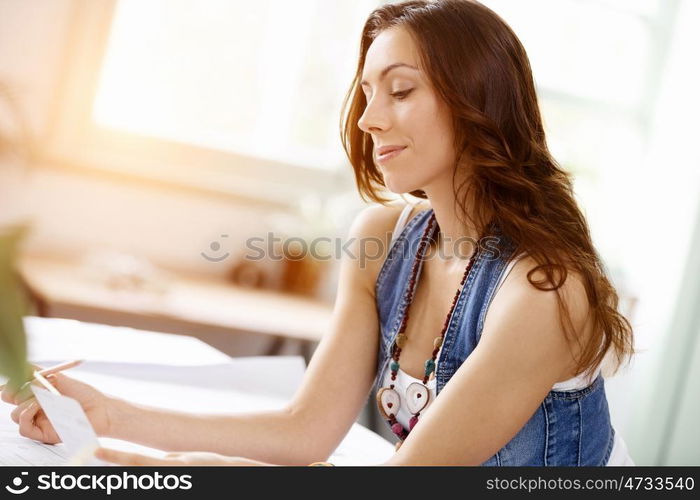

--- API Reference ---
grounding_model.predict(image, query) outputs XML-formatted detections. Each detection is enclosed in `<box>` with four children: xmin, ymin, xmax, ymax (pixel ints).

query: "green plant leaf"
<box><xmin>0</xmin><ymin>224</ymin><xmax>32</xmax><ymax>390</ymax></box>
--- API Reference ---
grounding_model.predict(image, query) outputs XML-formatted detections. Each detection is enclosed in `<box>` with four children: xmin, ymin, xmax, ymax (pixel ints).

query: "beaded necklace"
<box><xmin>376</xmin><ymin>212</ymin><xmax>482</xmax><ymax>448</ymax></box>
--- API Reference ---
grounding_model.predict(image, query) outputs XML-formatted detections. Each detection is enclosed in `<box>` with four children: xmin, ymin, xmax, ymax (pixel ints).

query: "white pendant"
<box><xmin>405</xmin><ymin>382</ymin><xmax>431</xmax><ymax>414</ymax></box>
<box><xmin>376</xmin><ymin>387</ymin><xmax>401</xmax><ymax>419</ymax></box>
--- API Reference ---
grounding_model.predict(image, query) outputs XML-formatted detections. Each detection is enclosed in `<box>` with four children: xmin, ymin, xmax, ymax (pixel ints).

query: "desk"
<box><xmin>18</xmin><ymin>254</ymin><xmax>333</xmax><ymax>348</ymax></box>
<box><xmin>0</xmin><ymin>317</ymin><xmax>394</xmax><ymax>466</ymax></box>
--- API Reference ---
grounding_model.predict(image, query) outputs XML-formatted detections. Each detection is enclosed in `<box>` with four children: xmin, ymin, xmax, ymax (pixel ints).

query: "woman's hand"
<box><xmin>95</xmin><ymin>448</ymin><xmax>274</xmax><ymax>466</ymax></box>
<box><xmin>1</xmin><ymin>367</ymin><xmax>114</xmax><ymax>444</ymax></box>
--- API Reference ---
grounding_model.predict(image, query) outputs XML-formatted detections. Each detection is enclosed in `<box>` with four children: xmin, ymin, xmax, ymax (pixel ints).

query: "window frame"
<box><xmin>43</xmin><ymin>0</ymin><xmax>354</xmax><ymax>209</ymax></box>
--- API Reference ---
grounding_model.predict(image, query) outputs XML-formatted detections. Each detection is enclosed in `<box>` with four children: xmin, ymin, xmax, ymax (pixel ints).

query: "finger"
<box><xmin>2</xmin><ymin>371</ymin><xmax>49</xmax><ymax>405</ymax></box>
<box><xmin>18</xmin><ymin>401</ymin><xmax>40</xmax><ymax>431</ymax></box>
<box><xmin>13</xmin><ymin>381</ymin><xmax>37</xmax><ymax>405</ymax></box>
<box><xmin>32</xmin><ymin>411</ymin><xmax>60</xmax><ymax>444</ymax></box>
<box><xmin>45</xmin><ymin>374</ymin><xmax>60</xmax><ymax>389</ymax></box>
<box><xmin>0</xmin><ymin>383</ymin><xmax>14</xmax><ymax>404</ymax></box>
<box><xmin>43</xmin><ymin>373</ymin><xmax>68</xmax><ymax>393</ymax></box>
<box><xmin>10</xmin><ymin>397</ymin><xmax>36</xmax><ymax>423</ymax></box>
<box><xmin>1</xmin><ymin>381</ymin><xmax>26</xmax><ymax>405</ymax></box>
<box><xmin>13</xmin><ymin>378</ymin><xmax>56</xmax><ymax>406</ymax></box>
<box><xmin>95</xmin><ymin>448</ymin><xmax>173</xmax><ymax>466</ymax></box>
<box><xmin>18</xmin><ymin>402</ymin><xmax>44</xmax><ymax>440</ymax></box>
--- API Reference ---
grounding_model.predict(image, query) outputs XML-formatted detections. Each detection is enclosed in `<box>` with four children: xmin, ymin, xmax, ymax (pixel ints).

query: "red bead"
<box><xmin>391</xmin><ymin>423</ymin><xmax>404</xmax><ymax>436</ymax></box>
<box><xmin>409</xmin><ymin>415</ymin><xmax>419</xmax><ymax>430</ymax></box>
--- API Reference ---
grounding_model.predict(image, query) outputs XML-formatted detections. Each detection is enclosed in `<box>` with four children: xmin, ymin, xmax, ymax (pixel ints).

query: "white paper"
<box><xmin>58</xmin><ymin>357</ymin><xmax>307</xmax><ymax>400</ymax></box>
<box><xmin>31</xmin><ymin>386</ymin><xmax>102</xmax><ymax>465</ymax></box>
<box><xmin>0</xmin><ymin>317</ymin><xmax>394</xmax><ymax>465</ymax></box>
<box><xmin>70</xmin><ymin>369</ymin><xmax>296</xmax><ymax>415</ymax></box>
<box><xmin>24</xmin><ymin>316</ymin><xmax>231</xmax><ymax>366</ymax></box>
<box><xmin>0</xmin><ymin>404</ymin><xmax>72</xmax><ymax>465</ymax></box>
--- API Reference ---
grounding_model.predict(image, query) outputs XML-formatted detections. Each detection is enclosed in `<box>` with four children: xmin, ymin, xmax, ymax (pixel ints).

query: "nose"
<box><xmin>357</xmin><ymin>94</ymin><xmax>389</xmax><ymax>134</ymax></box>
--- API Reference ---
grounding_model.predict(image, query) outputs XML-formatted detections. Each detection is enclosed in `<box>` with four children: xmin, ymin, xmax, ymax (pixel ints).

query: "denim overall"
<box><xmin>372</xmin><ymin>208</ymin><xmax>615</xmax><ymax>466</ymax></box>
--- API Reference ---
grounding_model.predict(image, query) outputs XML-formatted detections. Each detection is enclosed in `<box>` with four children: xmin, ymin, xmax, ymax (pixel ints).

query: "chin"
<box><xmin>381</xmin><ymin>173</ymin><xmax>424</xmax><ymax>196</ymax></box>
<box><xmin>383</xmin><ymin>179</ymin><xmax>417</xmax><ymax>195</ymax></box>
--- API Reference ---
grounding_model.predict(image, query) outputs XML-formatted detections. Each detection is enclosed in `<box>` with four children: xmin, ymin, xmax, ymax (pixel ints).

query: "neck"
<box><xmin>421</xmin><ymin>177</ymin><xmax>481</xmax><ymax>265</ymax></box>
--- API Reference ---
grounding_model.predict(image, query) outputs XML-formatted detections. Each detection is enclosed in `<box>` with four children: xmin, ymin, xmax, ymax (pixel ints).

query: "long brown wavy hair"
<box><xmin>339</xmin><ymin>0</ymin><xmax>635</xmax><ymax>378</ymax></box>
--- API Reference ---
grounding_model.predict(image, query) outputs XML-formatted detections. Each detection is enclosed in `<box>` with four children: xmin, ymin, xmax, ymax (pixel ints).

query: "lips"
<box><xmin>376</xmin><ymin>145</ymin><xmax>407</xmax><ymax>156</ymax></box>
<box><xmin>376</xmin><ymin>146</ymin><xmax>407</xmax><ymax>163</ymax></box>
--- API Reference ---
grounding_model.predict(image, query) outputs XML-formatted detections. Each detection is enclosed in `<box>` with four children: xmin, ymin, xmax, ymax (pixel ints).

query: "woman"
<box><xmin>3</xmin><ymin>0</ymin><xmax>635</xmax><ymax>466</ymax></box>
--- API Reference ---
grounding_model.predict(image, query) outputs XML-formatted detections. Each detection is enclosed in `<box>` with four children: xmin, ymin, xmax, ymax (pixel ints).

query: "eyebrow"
<box><xmin>360</xmin><ymin>63</ymin><xmax>418</xmax><ymax>87</ymax></box>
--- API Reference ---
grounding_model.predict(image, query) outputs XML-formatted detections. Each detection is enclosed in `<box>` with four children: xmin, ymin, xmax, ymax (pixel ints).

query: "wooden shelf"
<box><xmin>17</xmin><ymin>254</ymin><xmax>333</xmax><ymax>343</ymax></box>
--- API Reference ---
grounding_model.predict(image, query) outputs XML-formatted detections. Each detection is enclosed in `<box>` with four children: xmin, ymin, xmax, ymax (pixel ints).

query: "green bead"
<box><xmin>424</xmin><ymin>359</ymin><xmax>435</xmax><ymax>375</ymax></box>
<box><xmin>391</xmin><ymin>361</ymin><xmax>400</xmax><ymax>372</ymax></box>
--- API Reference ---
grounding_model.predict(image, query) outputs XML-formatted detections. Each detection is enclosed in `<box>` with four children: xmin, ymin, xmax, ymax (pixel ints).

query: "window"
<box><xmin>93</xmin><ymin>0</ymin><xmax>378</xmax><ymax>170</ymax></box>
<box><xmin>481</xmin><ymin>0</ymin><xmax>677</xmax><ymax>320</ymax></box>
<box><xmin>48</xmin><ymin>0</ymin><xmax>379</xmax><ymax>206</ymax></box>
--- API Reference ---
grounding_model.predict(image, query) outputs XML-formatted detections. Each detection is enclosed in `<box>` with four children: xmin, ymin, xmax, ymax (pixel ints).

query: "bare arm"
<box><xmin>8</xmin><ymin>204</ymin><xmax>399</xmax><ymax>465</ymax></box>
<box><xmin>96</xmin><ymin>204</ymin><xmax>393</xmax><ymax>464</ymax></box>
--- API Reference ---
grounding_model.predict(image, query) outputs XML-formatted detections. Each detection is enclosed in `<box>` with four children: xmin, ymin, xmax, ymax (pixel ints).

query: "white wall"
<box><xmin>0</xmin><ymin>0</ymin><xmax>353</xmax><ymax>297</ymax></box>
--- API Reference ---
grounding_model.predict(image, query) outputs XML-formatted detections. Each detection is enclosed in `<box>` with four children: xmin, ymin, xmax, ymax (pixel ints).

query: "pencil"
<box><xmin>0</xmin><ymin>360</ymin><xmax>83</xmax><ymax>393</ymax></box>
<box><xmin>37</xmin><ymin>359</ymin><xmax>84</xmax><ymax>376</ymax></box>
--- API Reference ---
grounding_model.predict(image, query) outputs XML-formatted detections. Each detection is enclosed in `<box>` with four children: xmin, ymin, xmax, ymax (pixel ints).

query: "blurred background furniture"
<box><xmin>17</xmin><ymin>253</ymin><xmax>333</xmax><ymax>363</ymax></box>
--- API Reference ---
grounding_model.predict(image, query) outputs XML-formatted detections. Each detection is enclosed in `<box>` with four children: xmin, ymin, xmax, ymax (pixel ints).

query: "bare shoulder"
<box><xmin>504</xmin><ymin>255</ymin><xmax>590</xmax><ymax>324</ymax></box>
<box><xmin>347</xmin><ymin>200</ymin><xmax>429</xmax><ymax>291</ymax></box>
<box><xmin>482</xmin><ymin>254</ymin><xmax>593</xmax><ymax>377</ymax></box>
<box><xmin>349</xmin><ymin>199</ymin><xmax>431</xmax><ymax>247</ymax></box>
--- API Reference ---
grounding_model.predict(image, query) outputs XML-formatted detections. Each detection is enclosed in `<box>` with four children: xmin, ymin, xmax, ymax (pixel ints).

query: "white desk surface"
<box><xmin>0</xmin><ymin>317</ymin><xmax>394</xmax><ymax>466</ymax></box>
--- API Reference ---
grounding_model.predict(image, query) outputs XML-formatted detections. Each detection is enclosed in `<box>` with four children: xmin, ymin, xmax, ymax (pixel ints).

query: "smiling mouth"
<box><xmin>377</xmin><ymin>147</ymin><xmax>407</xmax><ymax>163</ymax></box>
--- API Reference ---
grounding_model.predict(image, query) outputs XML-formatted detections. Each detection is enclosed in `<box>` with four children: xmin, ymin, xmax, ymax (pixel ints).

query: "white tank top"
<box><xmin>384</xmin><ymin>202</ymin><xmax>635</xmax><ymax>465</ymax></box>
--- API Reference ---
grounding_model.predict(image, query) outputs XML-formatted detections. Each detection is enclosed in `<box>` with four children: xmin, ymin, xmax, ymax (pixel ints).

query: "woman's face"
<box><xmin>358</xmin><ymin>26</ymin><xmax>456</xmax><ymax>194</ymax></box>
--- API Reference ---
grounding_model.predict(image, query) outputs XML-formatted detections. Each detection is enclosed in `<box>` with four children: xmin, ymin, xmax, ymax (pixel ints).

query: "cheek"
<box><xmin>410</xmin><ymin>105</ymin><xmax>455</xmax><ymax>166</ymax></box>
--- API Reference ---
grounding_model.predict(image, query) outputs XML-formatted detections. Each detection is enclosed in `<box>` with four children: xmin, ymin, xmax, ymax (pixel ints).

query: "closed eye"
<box><xmin>390</xmin><ymin>89</ymin><xmax>414</xmax><ymax>100</ymax></box>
